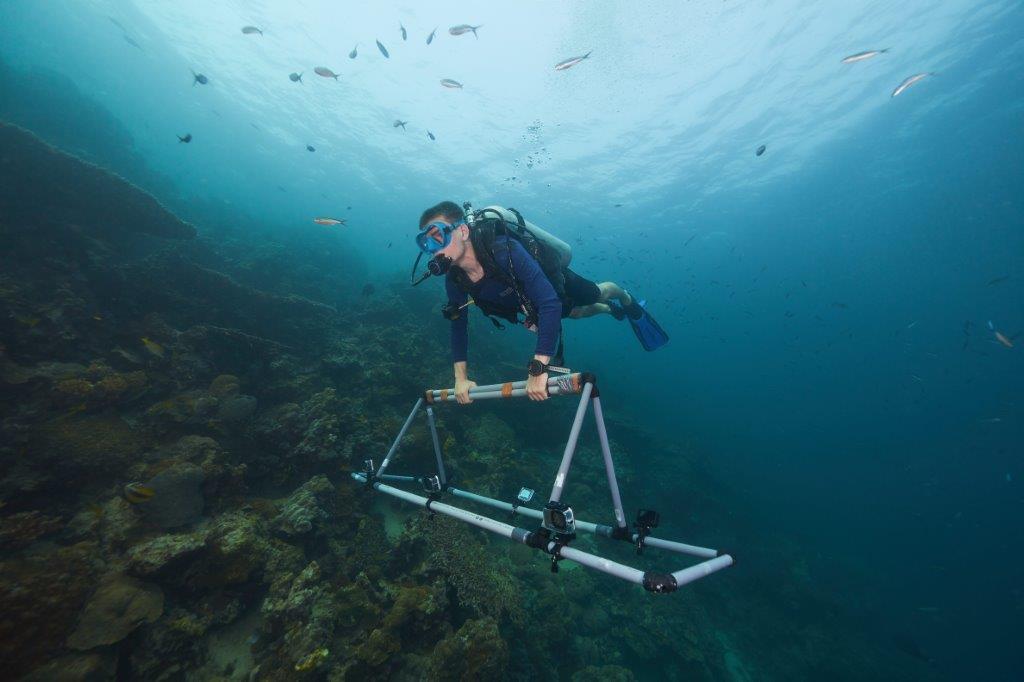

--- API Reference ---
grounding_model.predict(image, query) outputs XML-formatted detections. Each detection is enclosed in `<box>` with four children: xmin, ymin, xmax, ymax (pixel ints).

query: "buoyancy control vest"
<box><xmin>450</xmin><ymin>205</ymin><xmax>573</xmax><ymax>324</ymax></box>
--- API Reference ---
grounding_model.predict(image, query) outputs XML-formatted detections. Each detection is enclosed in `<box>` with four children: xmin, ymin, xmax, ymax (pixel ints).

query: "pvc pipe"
<box><xmin>376</xmin><ymin>398</ymin><xmax>422</xmax><ymax>476</ymax></box>
<box><xmin>427</xmin><ymin>373</ymin><xmax>582</xmax><ymax>402</ymax></box>
<box><xmin>643</xmin><ymin>536</ymin><xmax>719</xmax><ymax>559</ymax></box>
<box><xmin>427</xmin><ymin>385</ymin><xmax>578</xmax><ymax>403</ymax></box>
<box><xmin>353</xmin><ymin>473</ymin><xmax>524</xmax><ymax>541</ymax></box>
<box><xmin>425</xmin><ymin>407</ymin><xmax>446</xmax><ymax>485</ymax></box>
<box><xmin>592</xmin><ymin>396</ymin><xmax>627</xmax><ymax>529</ymax></box>
<box><xmin>557</xmin><ymin>545</ymin><xmax>646</xmax><ymax>585</ymax></box>
<box><xmin>550</xmin><ymin>382</ymin><xmax>593</xmax><ymax>502</ymax></box>
<box><xmin>671</xmin><ymin>554</ymin><xmax>734</xmax><ymax>587</ymax></box>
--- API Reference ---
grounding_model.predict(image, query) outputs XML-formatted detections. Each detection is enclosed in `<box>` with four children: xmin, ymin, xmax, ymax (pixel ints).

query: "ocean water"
<box><xmin>1</xmin><ymin>0</ymin><xmax>1022</xmax><ymax>680</ymax></box>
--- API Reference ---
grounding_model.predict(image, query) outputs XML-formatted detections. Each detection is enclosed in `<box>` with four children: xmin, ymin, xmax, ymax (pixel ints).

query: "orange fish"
<box><xmin>995</xmin><ymin>331</ymin><xmax>1013</xmax><ymax>348</ymax></box>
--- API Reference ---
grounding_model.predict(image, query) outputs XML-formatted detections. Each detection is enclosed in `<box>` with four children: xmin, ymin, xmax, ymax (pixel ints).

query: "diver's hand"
<box><xmin>526</xmin><ymin>373</ymin><xmax>549</xmax><ymax>401</ymax></box>
<box><xmin>455</xmin><ymin>378</ymin><xmax>477</xmax><ymax>404</ymax></box>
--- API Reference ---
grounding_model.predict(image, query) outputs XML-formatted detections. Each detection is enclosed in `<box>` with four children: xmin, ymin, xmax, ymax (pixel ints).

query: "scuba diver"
<box><xmin>411</xmin><ymin>201</ymin><xmax>668</xmax><ymax>403</ymax></box>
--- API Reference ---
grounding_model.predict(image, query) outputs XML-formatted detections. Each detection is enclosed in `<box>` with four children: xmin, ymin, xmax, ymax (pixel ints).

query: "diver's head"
<box><xmin>416</xmin><ymin>200</ymin><xmax>473</xmax><ymax>268</ymax></box>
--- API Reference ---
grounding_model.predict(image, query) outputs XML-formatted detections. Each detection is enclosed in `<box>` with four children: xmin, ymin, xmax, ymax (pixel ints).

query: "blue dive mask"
<box><xmin>415</xmin><ymin>219</ymin><xmax>464</xmax><ymax>254</ymax></box>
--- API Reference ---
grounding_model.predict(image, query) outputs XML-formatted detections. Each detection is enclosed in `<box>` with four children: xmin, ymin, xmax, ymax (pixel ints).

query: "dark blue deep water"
<box><xmin>1</xmin><ymin>1</ymin><xmax>1021</xmax><ymax>680</ymax></box>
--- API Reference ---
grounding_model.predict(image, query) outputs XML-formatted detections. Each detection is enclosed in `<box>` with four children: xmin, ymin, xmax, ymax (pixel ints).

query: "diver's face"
<box><xmin>431</xmin><ymin>218</ymin><xmax>468</xmax><ymax>263</ymax></box>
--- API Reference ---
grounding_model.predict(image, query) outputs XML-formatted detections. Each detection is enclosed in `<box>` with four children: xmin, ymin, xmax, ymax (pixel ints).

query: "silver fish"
<box><xmin>400</xmin><ymin>23</ymin><xmax>407</xmax><ymax>41</ymax></box>
<box><xmin>349</xmin><ymin>44</ymin><xmax>357</xmax><ymax>59</ymax></box>
<box><xmin>440</xmin><ymin>78</ymin><xmax>463</xmax><ymax>89</ymax></box>
<box><xmin>426</xmin><ymin>27</ymin><xmax>437</xmax><ymax>45</ymax></box>
<box><xmin>891</xmin><ymin>72</ymin><xmax>932</xmax><ymax>98</ymax></box>
<box><xmin>841</xmin><ymin>48</ymin><xmax>888</xmax><ymax>64</ymax></box>
<box><xmin>241</xmin><ymin>26</ymin><xmax>263</xmax><ymax>36</ymax></box>
<box><xmin>554</xmin><ymin>51</ymin><xmax>591</xmax><ymax>71</ymax></box>
<box><xmin>393</xmin><ymin>120</ymin><xmax>407</xmax><ymax>130</ymax></box>
<box><xmin>314</xmin><ymin>66</ymin><xmax>339</xmax><ymax>80</ymax></box>
<box><xmin>449</xmin><ymin>24</ymin><xmax>481</xmax><ymax>38</ymax></box>
<box><xmin>376</xmin><ymin>40</ymin><xmax>389</xmax><ymax>58</ymax></box>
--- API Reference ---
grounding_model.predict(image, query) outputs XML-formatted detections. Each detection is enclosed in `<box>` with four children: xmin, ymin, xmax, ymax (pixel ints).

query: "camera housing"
<box><xmin>421</xmin><ymin>474</ymin><xmax>442</xmax><ymax>494</ymax></box>
<box><xmin>517</xmin><ymin>487</ymin><xmax>535</xmax><ymax>503</ymax></box>
<box><xmin>543</xmin><ymin>501</ymin><xmax>576</xmax><ymax>535</ymax></box>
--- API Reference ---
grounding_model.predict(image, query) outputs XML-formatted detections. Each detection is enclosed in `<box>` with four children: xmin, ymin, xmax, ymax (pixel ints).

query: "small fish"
<box><xmin>178</xmin><ymin>133</ymin><xmax>192</xmax><ymax>143</ymax></box>
<box><xmin>906</xmin><ymin>321</ymin><xmax>917</xmax><ymax>329</ymax></box>
<box><xmin>449</xmin><ymin>24</ymin><xmax>482</xmax><ymax>38</ymax></box>
<box><xmin>426</xmin><ymin>27</ymin><xmax>437</xmax><ymax>45</ymax></box>
<box><xmin>980</xmin><ymin>417</ymin><xmax>1002</xmax><ymax>423</ymax></box>
<box><xmin>987</xmin><ymin>275</ymin><xmax>1009</xmax><ymax>286</ymax></box>
<box><xmin>191</xmin><ymin>70</ymin><xmax>208</xmax><ymax>86</ymax></box>
<box><xmin>123</xmin><ymin>35</ymin><xmax>142</xmax><ymax>50</ymax></box>
<box><xmin>440</xmin><ymin>78</ymin><xmax>463</xmax><ymax>89</ymax></box>
<box><xmin>124</xmin><ymin>482</ymin><xmax>156</xmax><ymax>504</ymax></box>
<box><xmin>140</xmin><ymin>337</ymin><xmax>165</xmax><ymax>357</ymax></box>
<box><xmin>831</xmin><ymin>302</ymin><xmax>848</xmax><ymax>309</ymax></box>
<box><xmin>393</xmin><ymin>120</ymin><xmax>407</xmax><ymax>130</ymax></box>
<box><xmin>1007</xmin><ymin>473</ymin><xmax>1013</xmax><ymax>483</ymax></box>
<box><xmin>241</xmin><ymin>26</ymin><xmax>263</xmax><ymax>36</ymax></box>
<box><xmin>313</xmin><ymin>217</ymin><xmax>345</xmax><ymax>226</ymax></box>
<box><xmin>427</xmin><ymin>131</ymin><xmax>436</xmax><ymax>140</ymax></box>
<box><xmin>891</xmin><ymin>73</ymin><xmax>932</xmax><ymax>98</ymax></box>
<box><xmin>306</xmin><ymin>145</ymin><xmax>315</xmax><ymax>152</ymax></box>
<box><xmin>554</xmin><ymin>52</ymin><xmax>591</xmax><ymax>71</ymax></box>
<box><xmin>755</xmin><ymin>144</ymin><xmax>766</xmax><ymax>156</ymax></box>
<box><xmin>987</xmin><ymin>320</ymin><xmax>995</xmax><ymax>331</ymax></box>
<box><xmin>376</xmin><ymin>40</ymin><xmax>389</xmax><ymax>58</ymax></box>
<box><xmin>289</xmin><ymin>72</ymin><xmax>303</xmax><ymax>83</ymax></box>
<box><xmin>400</xmin><ymin>23</ymin><xmax>407</xmax><ymax>41</ymax></box>
<box><xmin>314</xmin><ymin>66</ymin><xmax>339</xmax><ymax>80</ymax></box>
<box><xmin>841</xmin><ymin>48</ymin><xmax>889</xmax><ymax>64</ymax></box>
<box><xmin>349</xmin><ymin>44</ymin><xmax>358</xmax><ymax>59</ymax></box>
<box><xmin>387</xmin><ymin>241</ymin><xmax>392</xmax><ymax>248</ymax></box>
<box><xmin>994</xmin><ymin>331</ymin><xmax>1013</xmax><ymax>348</ymax></box>
<box><xmin>362</xmin><ymin>283</ymin><xmax>376</xmax><ymax>296</ymax></box>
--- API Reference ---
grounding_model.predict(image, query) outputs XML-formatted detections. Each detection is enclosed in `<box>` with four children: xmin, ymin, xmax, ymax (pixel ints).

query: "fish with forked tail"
<box><xmin>841</xmin><ymin>48</ymin><xmax>889</xmax><ymax>64</ymax></box>
<box><xmin>449</xmin><ymin>24</ymin><xmax>482</xmax><ymax>38</ymax></box>
<box><xmin>314</xmin><ymin>66</ymin><xmax>339</xmax><ymax>80</ymax></box>
<box><xmin>554</xmin><ymin>52</ymin><xmax>591</xmax><ymax>71</ymax></box>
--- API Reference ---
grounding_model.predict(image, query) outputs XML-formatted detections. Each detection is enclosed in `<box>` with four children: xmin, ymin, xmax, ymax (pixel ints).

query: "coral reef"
<box><xmin>67</xmin><ymin>574</ymin><xmax>164</xmax><ymax>650</ymax></box>
<box><xmin>0</xmin><ymin>121</ymin><xmax>195</xmax><ymax>240</ymax></box>
<box><xmin>0</xmin><ymin>114</ymin><xmax>933</xmax><ymax>682</ymax></box>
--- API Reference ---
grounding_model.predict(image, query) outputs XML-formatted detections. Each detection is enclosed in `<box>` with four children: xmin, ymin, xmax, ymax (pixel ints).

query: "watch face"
<box><xmin>528</xmin><ymin>360</ymin><xmax>547</xmax><ymax>376</ymax></box>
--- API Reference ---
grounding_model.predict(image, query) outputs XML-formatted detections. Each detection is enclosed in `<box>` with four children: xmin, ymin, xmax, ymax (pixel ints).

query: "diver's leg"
<box><xmin>568</xmin><ymin>303</ymin><xmax>611</xmax><ymax>319</ymax></box>
<box><xmin>597</xmin><ymin>282</ymin><xmax>634</xmax><ymax>309</ymax></box>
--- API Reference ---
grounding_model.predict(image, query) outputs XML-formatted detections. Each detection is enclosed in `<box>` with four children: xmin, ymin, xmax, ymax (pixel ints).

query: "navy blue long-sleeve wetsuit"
<box><xmin>445</xmin><ymin>236</ymin><xmax>563</xmax><ymax>363</ymax></box>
